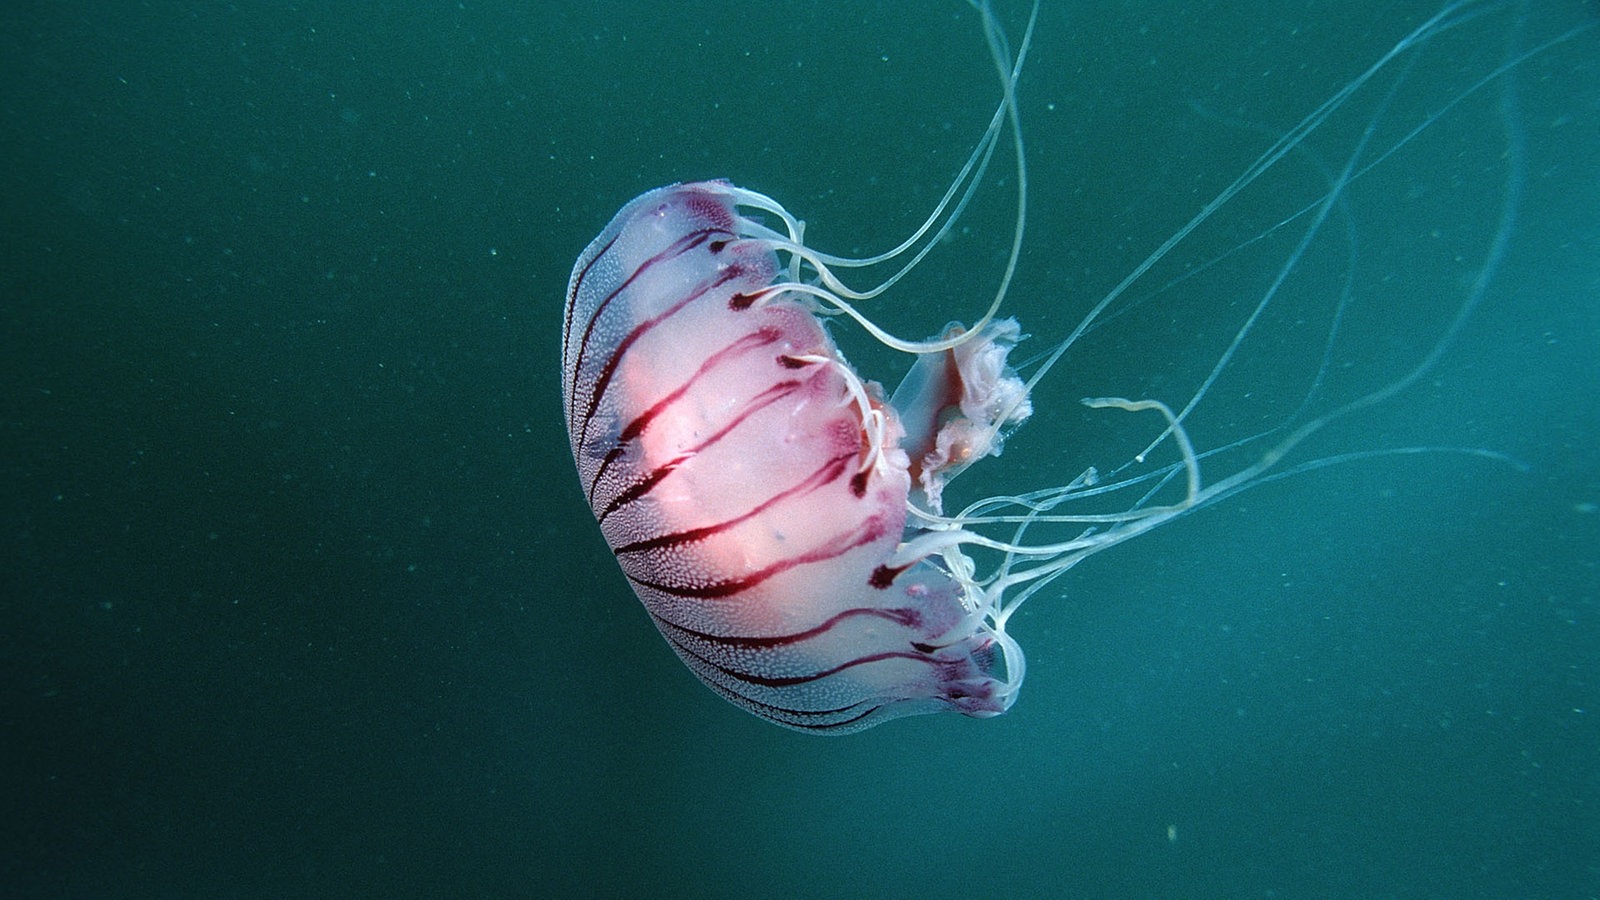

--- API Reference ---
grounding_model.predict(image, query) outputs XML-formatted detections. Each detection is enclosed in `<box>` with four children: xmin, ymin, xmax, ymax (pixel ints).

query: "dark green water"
<box><xmin>4</xmin><ymin>1</ymin><xmax>1597</xmax><ymax>896</ymax></box>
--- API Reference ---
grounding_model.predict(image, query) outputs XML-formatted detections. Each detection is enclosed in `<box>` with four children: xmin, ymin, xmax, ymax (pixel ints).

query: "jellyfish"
<box><xmin>560</xmin><ymin>1</ymin><xmax>1582</xmax><ymax>733</ymax></box>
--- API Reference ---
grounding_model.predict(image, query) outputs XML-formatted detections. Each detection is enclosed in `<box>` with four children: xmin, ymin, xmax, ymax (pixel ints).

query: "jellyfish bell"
<box><xmin>563</xmin><ymin>176</ymin><xmax>1032</xmax><ymax>732</ymax></box>
<box><xmin>560</xmin><ymin>1</ymin><xmax>1585</xmax><ymax>733</ymax></box>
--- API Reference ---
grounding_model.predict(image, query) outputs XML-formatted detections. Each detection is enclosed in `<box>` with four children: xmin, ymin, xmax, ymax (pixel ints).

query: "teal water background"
<box><xmin>4</xmin><ymin>1</ymin><xmax>1597</xmax><ymax>896</ymax></box>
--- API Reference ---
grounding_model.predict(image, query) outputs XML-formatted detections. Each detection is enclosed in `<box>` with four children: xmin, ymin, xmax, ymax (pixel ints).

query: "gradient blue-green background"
<box><xmin>5</xmin><ymin>2</ymin><xmax>1597</xmax><ymax>896</ymax></box>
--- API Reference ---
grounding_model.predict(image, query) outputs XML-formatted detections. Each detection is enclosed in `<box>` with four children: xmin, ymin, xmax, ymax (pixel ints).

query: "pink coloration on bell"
<box><xmin>562</xmin><ymin>181</ymin><xmax>1028</xmax><ymax>733</ymax></box>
